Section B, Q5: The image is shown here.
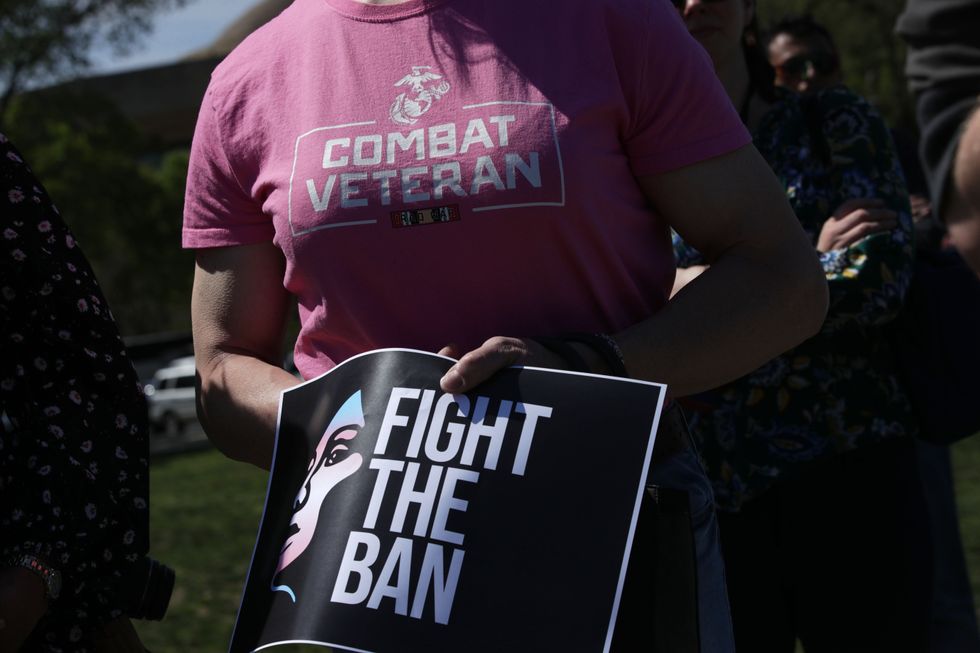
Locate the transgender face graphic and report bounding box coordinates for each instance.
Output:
[272,391,364,601]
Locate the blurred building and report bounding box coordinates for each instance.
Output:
[63,0,290,147]
[65,1,292,379]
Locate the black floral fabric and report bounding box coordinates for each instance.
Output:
[674,87,917,512]
[0,133,149,652]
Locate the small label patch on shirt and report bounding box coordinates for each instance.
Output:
[390,204,460,228]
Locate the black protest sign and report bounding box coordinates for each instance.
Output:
[230,349,666,653]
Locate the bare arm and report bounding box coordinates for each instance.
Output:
[0,568,46,652]
[443,145,828,396]
[192,242,300,469]
[673,197,897,305]
[945,102,980,276]
[623,144,827,393]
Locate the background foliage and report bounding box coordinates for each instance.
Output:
[0,0,187,124]
[758,0,914,133]
[5,89,193,334]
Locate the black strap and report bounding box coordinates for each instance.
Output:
[611,484,700,653]
[563,333,629,377]
[532,336,591,373]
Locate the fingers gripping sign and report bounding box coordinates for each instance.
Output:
[439,337,574,394]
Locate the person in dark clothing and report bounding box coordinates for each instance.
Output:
[0,133,151,652]
[897,3,980,651]
[672,3,933,650]
[897,0,980,276]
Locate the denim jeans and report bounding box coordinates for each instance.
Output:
[647,442,735,653]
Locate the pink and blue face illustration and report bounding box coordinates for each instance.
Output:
[272,391,365,601]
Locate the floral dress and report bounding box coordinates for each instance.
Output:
[1,133,150,651]
[673,86,916,512]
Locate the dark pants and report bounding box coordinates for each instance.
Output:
[718,437,934,653]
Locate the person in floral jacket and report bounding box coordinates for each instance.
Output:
[674,85,916,511]
[671,1,929,650]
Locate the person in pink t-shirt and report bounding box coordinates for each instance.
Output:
[183,0,828,649]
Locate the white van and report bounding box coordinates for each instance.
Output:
[144,356,197,435]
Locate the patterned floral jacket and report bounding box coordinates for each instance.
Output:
[674,86,916,512]
[1,133,149,651]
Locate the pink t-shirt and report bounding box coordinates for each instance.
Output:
[183,0,749,379]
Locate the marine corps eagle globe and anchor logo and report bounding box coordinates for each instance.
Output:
[389,66,451,126]
[388,66,458,226]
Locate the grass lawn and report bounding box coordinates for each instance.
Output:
[133,447,267,652]
[952,434,980,606]
[136,438,980,652]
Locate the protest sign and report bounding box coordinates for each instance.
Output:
[229,349,666,653]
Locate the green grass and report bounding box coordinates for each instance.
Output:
[135,448,330,653]
[952,435,980,609]
[134,448,267,652]
[136,441,980,653]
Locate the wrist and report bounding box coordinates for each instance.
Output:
[0,566,49,640]
[564,333,628,377]
[567,341,607,374]
[6,554,61,602]
[531,337,591,373]
[816,234,831,253]
[532,334,628,377]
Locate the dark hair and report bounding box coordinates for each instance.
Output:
[766,14,841,71]
[743,13,777,103]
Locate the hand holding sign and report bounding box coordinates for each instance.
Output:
[437,336,578,393]
[230,349,665,653]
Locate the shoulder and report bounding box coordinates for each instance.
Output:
[587,0,658,22]
[0,132,37,192]
[205,0,315,106]
[586,0,688,45]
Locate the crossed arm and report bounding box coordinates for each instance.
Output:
[945,102,980,276]
[192,144,828,470]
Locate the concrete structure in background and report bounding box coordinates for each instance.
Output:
[26,3,293,453]
[62,0,290,147]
